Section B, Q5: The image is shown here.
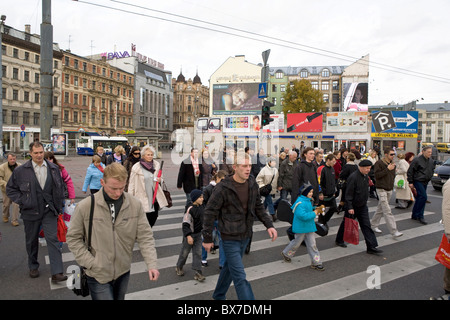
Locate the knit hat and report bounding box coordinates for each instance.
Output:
[299,183,314,197]
[359,159,373,167]
[190,189,203,203]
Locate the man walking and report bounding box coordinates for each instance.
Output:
[371,148,403,237]
[6,142,67,281]
[335,160,382,254]
[203,153,277,300]
[177,148,203,206]
[292,147,321,205]
[67,163,159,300]
[277,150,298,201]
[0,153,20,226]
[407,146,435,224]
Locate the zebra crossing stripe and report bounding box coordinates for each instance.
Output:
[125,222,443,300]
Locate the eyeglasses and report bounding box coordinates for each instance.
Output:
[389,153,395,156]
[133,152,140,155]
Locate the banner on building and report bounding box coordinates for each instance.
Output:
[326,112,368,132]
[286,113,323,132]
[212,83,261,115]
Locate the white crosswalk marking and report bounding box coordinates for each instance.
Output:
[47,194,445,299]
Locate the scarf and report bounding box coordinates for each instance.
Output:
[95,164,104,173]
[140,159,155,174]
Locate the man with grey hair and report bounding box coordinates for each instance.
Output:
[407,146,435,224]
[277,150,299,201]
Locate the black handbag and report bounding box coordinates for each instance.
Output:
[72,194,94,297]
[259,174,275,197]
[162,181,172,208]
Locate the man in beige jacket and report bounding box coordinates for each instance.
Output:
[67,163,159,300]
[0,153,20,226]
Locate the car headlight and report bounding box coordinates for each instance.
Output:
[433,173,438,177]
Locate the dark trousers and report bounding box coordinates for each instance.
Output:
[336,205,378,249]
[319,197,338,224]
[23,211,64,275]
[412,181,427,220]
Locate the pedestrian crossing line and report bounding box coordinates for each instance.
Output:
[124,220,442,300]
[128,210,436,274]
[275,248,439,300]
[45,207,434,264]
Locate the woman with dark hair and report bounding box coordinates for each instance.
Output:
[123,146,140,191]
[44,151,75,204]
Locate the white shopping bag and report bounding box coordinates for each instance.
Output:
[63,200,76,228]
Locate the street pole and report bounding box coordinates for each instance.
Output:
[40,0,53,143]
[0,15,6,158]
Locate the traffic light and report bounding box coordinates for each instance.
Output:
[261,100,275,127]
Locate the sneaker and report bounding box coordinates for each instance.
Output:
[373,227,382,233]
[201,261,208,267]
[175,266,184,276]
[194,272,205,282]
[393,231,403,238]
[281,251,291,262]
[311,264,325,271]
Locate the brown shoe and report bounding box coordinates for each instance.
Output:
[51,273,68,283]
[11,221,19,227]
[29,269,40,278]
[3,217,8,223]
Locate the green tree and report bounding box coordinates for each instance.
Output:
[282,79,327,114]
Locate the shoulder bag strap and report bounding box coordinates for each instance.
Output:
[87,194,95,252]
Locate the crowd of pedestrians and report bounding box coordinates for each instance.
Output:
[1,140,447,300]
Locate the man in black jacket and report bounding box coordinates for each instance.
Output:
[335,160,382,254]
[6,141,67,281]
[202,153,277,300]
[319,154,337,225]
[407,146,435,224]
[177,148,204,207]
[291,147,322,204]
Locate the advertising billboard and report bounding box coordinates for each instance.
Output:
[52,133,68,156]
[326,112,368,132]
[371,111,418,137]
[212,83,261,115]
[343,82,368,112]
[286,113,323,132]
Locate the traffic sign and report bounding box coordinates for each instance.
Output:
[20,124,25,131]
[371,111,418,134]
[258,83,267,98]
[372,111,396,133]
[20,131,26,138]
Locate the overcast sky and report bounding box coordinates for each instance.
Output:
[5,0,450,106]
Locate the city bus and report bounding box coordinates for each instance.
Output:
[77,136,128,155]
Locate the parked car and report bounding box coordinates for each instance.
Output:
[431,158,450,190]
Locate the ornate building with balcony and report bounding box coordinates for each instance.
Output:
[172,70,209,129]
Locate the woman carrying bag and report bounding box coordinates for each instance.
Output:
[128,145,168,227]
[395,153,415,209]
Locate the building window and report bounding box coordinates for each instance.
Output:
[11,111,18,124]
[311,81,319,90]
[321,81,329,91]
[300,70,308,78]
[64,110,69,122]
[13,68,19,80]
[321,69,330,77]
[272,84,277,92]
[23,112,30,125]
[323,94,329,103]
[73,111,78,123]
[13,48,19,58]
[332,80,339,90]
[24,91,30,102]
[34,113,40,125]
[275,72,283,79]
[12,89,18,101]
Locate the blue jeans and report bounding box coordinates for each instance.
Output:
[86,271,130,300]
[264,195,275,215]
[213,238,254,300]
[412,181,427,220]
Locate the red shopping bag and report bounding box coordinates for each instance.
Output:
[343,216,359,245]
[57,214,68,243]
[435,234,450,269]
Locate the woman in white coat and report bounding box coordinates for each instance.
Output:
[128,145,168,227]
[395,152,415,209]
[256,157,279,221]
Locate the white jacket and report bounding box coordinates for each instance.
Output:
[256,164,279,196]
[442,179,450,237]
[128,161,168,212]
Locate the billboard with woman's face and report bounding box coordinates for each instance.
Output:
[212,83,261,115]
[343,82,368,112]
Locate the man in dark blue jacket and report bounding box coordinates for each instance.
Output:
[6,141,66,282]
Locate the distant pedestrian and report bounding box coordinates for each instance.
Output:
[6,141,67,282]
[106,145,126,166]
[123,146,140,191]
[281,183,324,270]
[395,153,414,209]
[277,150,298,201]
[371,148,403,238]
[128,145,168,227]
[82,155,105,194]
[335,160,382,254]
[176,189,206,282]
[95,146,107,166]
[67,163,159,300]
[177,148,204,207]
[407,146,435,224]
[0,153,20,226]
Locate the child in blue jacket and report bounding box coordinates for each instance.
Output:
[281,184,324,270]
